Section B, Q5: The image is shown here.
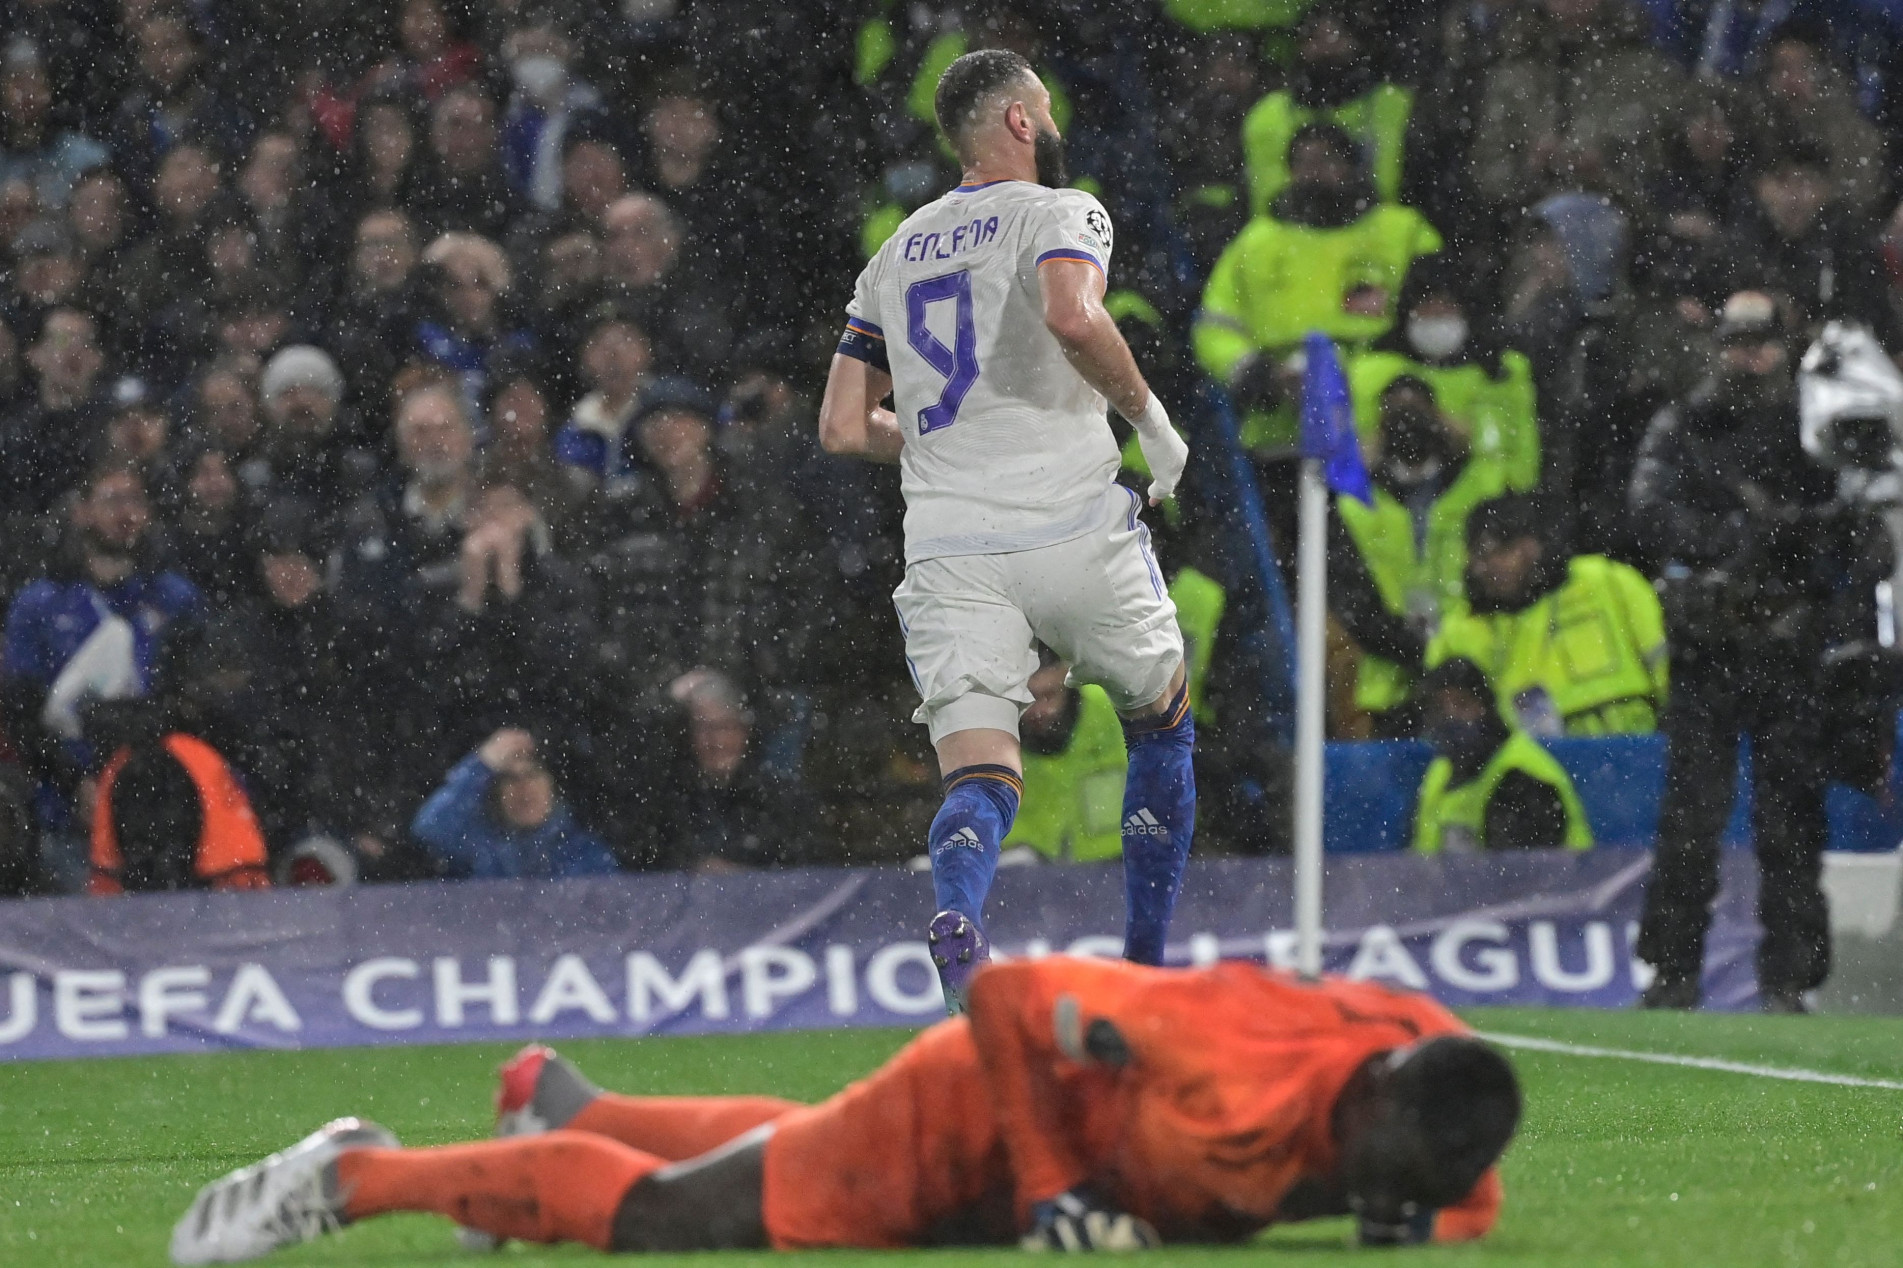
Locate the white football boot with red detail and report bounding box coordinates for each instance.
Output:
[171,1118,397,1264]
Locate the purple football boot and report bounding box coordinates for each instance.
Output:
[927,909,990,1015]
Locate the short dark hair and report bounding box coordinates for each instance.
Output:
[1389,1037,1521,1206]
[1418,657,1494,708]
[1379,374,1437,407]
[1467,493,1548,554]
[1287,120,1364,171]
[934,48,1036,156]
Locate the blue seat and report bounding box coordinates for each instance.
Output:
[1320,717,1903,853]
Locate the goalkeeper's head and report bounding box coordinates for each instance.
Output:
[1335,1036,1521,1244]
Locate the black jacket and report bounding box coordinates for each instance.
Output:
[185,593,388,849]
[1629,380,1888,644]
[1721,202,1901,348]
[590,456,799,698]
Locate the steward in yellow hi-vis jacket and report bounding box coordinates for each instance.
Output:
[1428,493,1666,737]
[1411,659,1592,854]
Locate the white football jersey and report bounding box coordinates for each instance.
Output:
[844,180,1122,563]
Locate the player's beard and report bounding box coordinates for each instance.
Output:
[1034,126,1069,188]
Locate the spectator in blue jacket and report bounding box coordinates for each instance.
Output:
[2,464,203,779]
[410,727,617,880]
[414,232,535,426]
[552,306,653,482]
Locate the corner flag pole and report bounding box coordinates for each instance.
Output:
[1293,456,1326,979]
[1292,332,1369,981]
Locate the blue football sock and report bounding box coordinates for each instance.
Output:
[927,764,1022,933]
[1120,683,1197,965]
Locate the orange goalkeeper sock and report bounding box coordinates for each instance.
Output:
[566,1093,799,1160]
[336,1132,661,1249]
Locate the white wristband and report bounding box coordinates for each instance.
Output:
[1125,392,1188,503]
[1127,392,1170,439]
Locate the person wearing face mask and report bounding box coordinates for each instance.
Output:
[498,14,607,215]
[1426,493,1666,738]
[1349,261,1541,489]
[1411,657,1591,854]
[1329,378,1511,735]
[1240,5,1413,218]
[1197,123,1441,455]
[1628,290,1889,1013]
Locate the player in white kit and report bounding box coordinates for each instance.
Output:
[818,50,1195,1010]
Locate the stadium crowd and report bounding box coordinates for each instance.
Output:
[2,0,1900,921]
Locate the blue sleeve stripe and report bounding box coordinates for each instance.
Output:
[838,326,890,371]
[846,317,885,339]
[1036,248,1105,275]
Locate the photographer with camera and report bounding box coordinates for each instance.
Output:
[1628,291,1890,1013]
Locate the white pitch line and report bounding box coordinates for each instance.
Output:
[1477,1032,1903,1091]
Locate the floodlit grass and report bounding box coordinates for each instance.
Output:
[2,1009,1900,1266]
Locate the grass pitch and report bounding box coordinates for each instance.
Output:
[2,1009,1899,1267]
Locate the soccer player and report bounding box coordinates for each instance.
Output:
[170,959,1519,1262]
[819,49,1197,1008]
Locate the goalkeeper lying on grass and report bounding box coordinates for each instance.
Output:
[171,957,1518,1262]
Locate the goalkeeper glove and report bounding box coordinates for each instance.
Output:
[1123,393,1188,505]
[1020,1189,1160,1252]
[1355,1204,1436,1247]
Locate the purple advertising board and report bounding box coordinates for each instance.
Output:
[0,850,1762,1062]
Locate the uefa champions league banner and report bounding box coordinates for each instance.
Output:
[0,850,1762,1061]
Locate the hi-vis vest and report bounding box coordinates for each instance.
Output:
[1195,206,1441,451]
[1338,459,1512,714]
[1008,684,1127,862]
[1164,0,1313,32]
[1008,569,1225,862]
[1412,731,1593,854]
[1347,350,1541,490]
[1428,555,1668,736]
[1172,567,1225,722]
[90,733,270,893]
[1242,85,1414,217]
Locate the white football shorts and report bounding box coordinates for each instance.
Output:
[893,486,1184,743]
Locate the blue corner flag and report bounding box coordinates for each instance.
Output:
[1299,332,1374,505]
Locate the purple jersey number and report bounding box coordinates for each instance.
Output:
[906,271,979,434]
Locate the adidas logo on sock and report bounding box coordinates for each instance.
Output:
[936,826,985,854]
[1124,808,1168,837]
